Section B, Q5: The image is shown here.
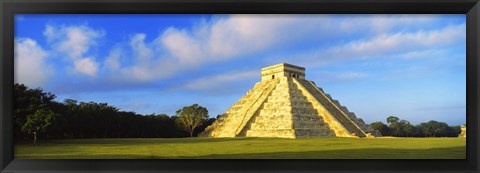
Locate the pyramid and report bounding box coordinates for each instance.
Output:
[458,125,466,137]
[201,63,378,138]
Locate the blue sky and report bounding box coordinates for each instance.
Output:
[14,14,466,125]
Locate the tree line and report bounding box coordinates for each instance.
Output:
[15,83,463,145]
[14,83,216,144]
[370,116,462,137]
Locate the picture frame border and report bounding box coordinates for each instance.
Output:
[1,0,479,172]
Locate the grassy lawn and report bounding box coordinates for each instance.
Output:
[15,137,465,159]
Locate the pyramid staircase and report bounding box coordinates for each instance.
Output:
[200,63,376,138]
[201,78,279,137]
[241,77,335,138]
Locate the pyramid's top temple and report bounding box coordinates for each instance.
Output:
[261,63,306,81]
[201,63,380,138]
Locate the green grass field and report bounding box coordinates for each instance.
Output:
[15,137,465,159]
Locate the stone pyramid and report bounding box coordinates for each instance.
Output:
[201,63,378,138]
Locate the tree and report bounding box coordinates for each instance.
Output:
[21,108,63,146]
[175,104,209,137]
[14,83,56,140]
[370,121,389,136]
[386,116,399,124]
[418,120,453,137]
[386,116,402,136]
[399,120,414,137]
[450,125,462,137]
[14,83,216,139]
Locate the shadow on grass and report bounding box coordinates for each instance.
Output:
[174,146,466,159]
[18,137,266,146]
[17,146,465,159]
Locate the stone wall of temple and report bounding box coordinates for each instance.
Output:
[458,125,466,138]
[295,79,367,137]
[200,63,378,138]
[291,78,354,137]
[244,77,296,138]
[200,78,279,137]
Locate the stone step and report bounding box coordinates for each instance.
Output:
[257,109,293,115]
[325,94,333,100]
[271,86,289,91]
[293,116,323,122]
[289,95,309,100]
[271,87,290,91]
[289,90,303,94]
[256,110,291,115]
[252,118,291,125]
[250,124,292,130]
[293,119,327,126]
[291,109,318,115]
[252,114,291,120]
[249,122,292,130]
[293,124,331,130]
[339,106,349,113]
[317,87,324,93]
[267,98,290,102]
[290,102,314,107]
[254,111,292,119]
[347,112,358,120]
[296,79,366,137]
[266,95,291,100]
[254,114,292,120]
[275,83,290,87]
[291,108,317,113]
[260,101,287,107]
[332,99,339,105]
[209,78,280,137]
[294,129,334,137]
[246,129,296,138]
[268,89,289,94]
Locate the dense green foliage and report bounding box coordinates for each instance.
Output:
[14,84,216,143]
[370,116,461,137]
[15,137,465,159]
[176,104,209,137]
[15,83,463,144]
[21,108,63,145]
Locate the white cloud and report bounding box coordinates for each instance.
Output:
[183,70,258,90]
[130,34,154,65]
[160,28,204,65]
[43,24,104,76]
[294,23,466,67]
[340,15,443,33]
[43,25,55,41]
[337,72,368,80]
[114,34,178,82]
[14,38,53,87]
[111,15,338,82]
[104,48,122,71]
[73,57,98,77]
[91,15,462,83]
[312,71,368,83]
[392,49,449,60]
[332,23,465,57]
[44,24,104,59]
[205,15,292,58]
[121,65,156,82]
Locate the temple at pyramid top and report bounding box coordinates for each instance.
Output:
[201,63,381,138]
[261,63,306,81]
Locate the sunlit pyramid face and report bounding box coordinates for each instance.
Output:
[201,63,378,139]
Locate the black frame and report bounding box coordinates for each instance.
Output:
[1,0,479,172]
